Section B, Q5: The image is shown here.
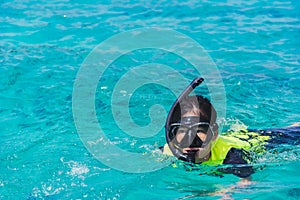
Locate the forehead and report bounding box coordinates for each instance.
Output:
[182,110,199,117]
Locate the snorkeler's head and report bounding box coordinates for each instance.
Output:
[165,78,218,163]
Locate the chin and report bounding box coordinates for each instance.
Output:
[196,147,211,161]
[182,147,201,153]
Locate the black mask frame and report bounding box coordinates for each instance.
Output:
[169,120,214,149]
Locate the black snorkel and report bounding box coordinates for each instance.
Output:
[165,78,204,162]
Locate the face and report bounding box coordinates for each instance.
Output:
[174,111,218,163]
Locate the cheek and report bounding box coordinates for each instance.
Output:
[197,133,207,141]
[175,133,184,142]
[195,144,211,157]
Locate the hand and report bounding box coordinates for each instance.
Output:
[290,122,300,127]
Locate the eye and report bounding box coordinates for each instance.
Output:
[196,128,206,134]
[194,125,209,134]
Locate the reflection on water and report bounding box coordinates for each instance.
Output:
[1,0,300,199]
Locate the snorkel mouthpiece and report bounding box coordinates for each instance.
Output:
[184,150,197,163]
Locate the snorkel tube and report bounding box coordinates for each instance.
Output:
[165,77,204,162]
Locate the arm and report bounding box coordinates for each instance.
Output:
[289,122,300,127]
[209,177,255,198]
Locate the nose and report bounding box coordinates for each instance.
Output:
[189,131,203,148]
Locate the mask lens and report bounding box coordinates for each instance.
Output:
[170,125,188,146]
[170,123,214,148]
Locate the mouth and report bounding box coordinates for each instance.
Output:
[183,147,201,153]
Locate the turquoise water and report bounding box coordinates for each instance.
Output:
[1,0,300,199]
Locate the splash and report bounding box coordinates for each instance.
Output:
[255,144,300,164]
[60,158,90,177]
[219,118,248,133]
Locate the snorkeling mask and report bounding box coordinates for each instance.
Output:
[165,78,216,162]
[169,116,214,149]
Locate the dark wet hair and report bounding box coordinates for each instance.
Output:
[169,95,217,125]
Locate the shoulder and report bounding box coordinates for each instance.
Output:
[160,144,173,156]
[221,148,254,178]
[223,148,249,164]
[215,135,251,150]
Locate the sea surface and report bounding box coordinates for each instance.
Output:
[1,0,300,199]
